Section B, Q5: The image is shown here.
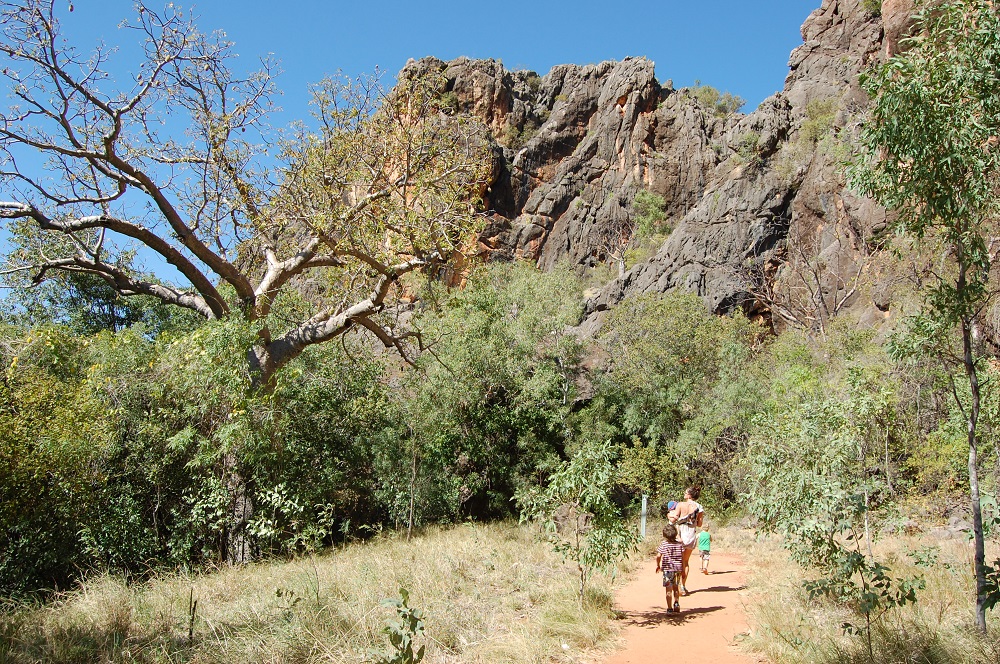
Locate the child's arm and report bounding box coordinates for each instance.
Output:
[655,552,662,571]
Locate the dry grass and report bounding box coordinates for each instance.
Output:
[735,528,1000,663]
[0,523,622,663]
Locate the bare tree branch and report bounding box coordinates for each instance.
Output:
[0,1,494,385]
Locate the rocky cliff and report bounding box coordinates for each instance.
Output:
[402,0,895,331]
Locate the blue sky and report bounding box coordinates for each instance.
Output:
[2,0,821,286]
[66,0,820,114]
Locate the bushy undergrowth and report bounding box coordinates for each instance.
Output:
[0,262,590,594]
[0,523,618,664]
[741,530,1000,663]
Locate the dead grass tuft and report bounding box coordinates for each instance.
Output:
[736,528,1000,663]
[0,523,625,663]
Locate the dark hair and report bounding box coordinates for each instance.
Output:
[685,486,701,500]
[662,524,678,541]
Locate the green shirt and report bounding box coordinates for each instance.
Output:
[697,531,711,551]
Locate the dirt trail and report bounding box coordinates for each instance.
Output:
[602,551,762,664]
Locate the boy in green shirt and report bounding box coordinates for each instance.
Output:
[697,525,711,574]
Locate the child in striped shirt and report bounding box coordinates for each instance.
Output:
[655,523,684,613]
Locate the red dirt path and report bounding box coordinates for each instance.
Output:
[601,551,763,664]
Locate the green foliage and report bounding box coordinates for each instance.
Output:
[501,113,546,150]
[388,262,585,525]
[632,189,670,239]
[902,361,1000,495]
[743,331,923,657]
[0,257,597,591]
[801,98,838,144]
[374,587,426,664]
[853,0,1000,288]
[0,329,112,593]
[262,346,396,551]
[735,131,764,168]
[775,97,841,184]
[0,306,404,591]
[0,215,202,341]
[689,80,746,117]
[438,90,459,114]
[620,189,672,270]
[0,271,190,336]
[852,0,1000,629]
[522,71,542,96]
[862,0,882,15]
[516,440,640,601]
[589,291,760,504]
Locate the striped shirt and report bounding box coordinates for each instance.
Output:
[656,540,684,572]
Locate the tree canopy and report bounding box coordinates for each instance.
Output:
[852,0,1000,632]
[0,0,495,383]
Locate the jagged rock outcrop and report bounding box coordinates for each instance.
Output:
[399,0,891,330]
[405,55,730,269]
[585,93,795,315]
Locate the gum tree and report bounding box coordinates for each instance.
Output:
[0,0,493,564]
[0,0,494,387]
[851,0,1000,632]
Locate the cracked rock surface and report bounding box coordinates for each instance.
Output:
[398,0,888,328]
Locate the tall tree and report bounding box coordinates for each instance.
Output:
[0,0,494,385]
[852,0,1000,632]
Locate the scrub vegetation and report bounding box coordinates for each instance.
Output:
[4,0,1000,662]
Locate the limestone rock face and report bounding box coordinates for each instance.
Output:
[402,55,733,269]
[398,0,893,328]
[588,95,795,317]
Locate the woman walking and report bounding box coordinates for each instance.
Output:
[669,486,703,595]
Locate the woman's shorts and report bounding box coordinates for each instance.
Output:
[662,569,678,587]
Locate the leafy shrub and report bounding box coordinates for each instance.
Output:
[801,98,838,144]
[632,189,670,238]
[735,131,764,168]
[516,440,640,601]
[501,113,545,149]
[689,80,746,117]
[0,351,112,593]
[374,588,426,664]
[523,71,542,96]
[587,292,761,505]
[438,90,459,114]
[774,97,840,184]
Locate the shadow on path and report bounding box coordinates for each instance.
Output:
[689,584,747,594]
[619,605,725,627]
